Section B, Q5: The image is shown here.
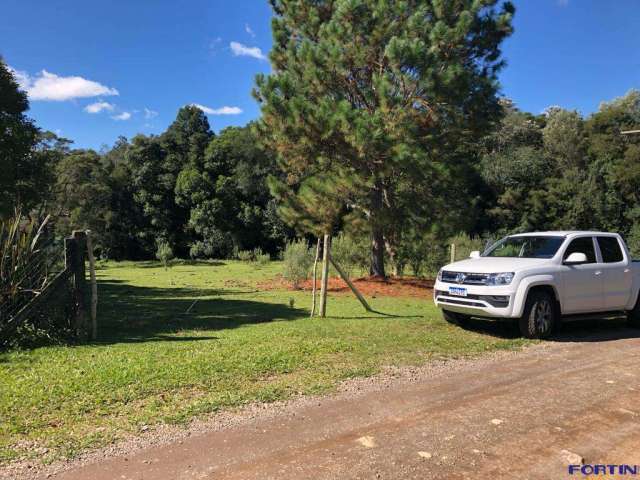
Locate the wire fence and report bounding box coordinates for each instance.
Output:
[0,219,86,349]
[0,238,66,322]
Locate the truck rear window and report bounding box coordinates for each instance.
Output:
[597,236,624,263]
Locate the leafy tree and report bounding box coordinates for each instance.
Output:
[584,90,640,235]
[54,150,111,242]
[175,125,290,258]
[0,58,42,217]
[128,107,213,256]
[256,0,515,277]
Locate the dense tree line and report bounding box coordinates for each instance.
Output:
[2,1,640,272]
[0,57,291,260]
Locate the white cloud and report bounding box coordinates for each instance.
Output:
[111,112,131,121]
[230,41,267,61]
[12,69,118,101]
[191,104,243,115]
[9,67,31,90]
[144,107,158,119]
[245,23,255,38]
[84,101,115,114]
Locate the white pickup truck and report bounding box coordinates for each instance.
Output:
[434,231,640,338]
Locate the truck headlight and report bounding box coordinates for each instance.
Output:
[437,269,443,282]
[486,272,514,285]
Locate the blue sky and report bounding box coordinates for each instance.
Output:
[1,0,638,150]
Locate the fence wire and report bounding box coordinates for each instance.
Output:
[0,236,67,337]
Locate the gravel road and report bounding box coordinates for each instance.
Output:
[9,323,640,480]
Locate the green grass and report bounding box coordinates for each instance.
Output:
[0,260,530,465]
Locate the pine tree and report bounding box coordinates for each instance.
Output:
[255,0,514,277]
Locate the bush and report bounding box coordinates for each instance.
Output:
[252,248,270,266]
[627,223,640,259]
[189,230,235,259]
[0,214,76,350]
[448,232,486,262]
[237,249,253,262]
[395,233,447,279]
[155,240,174,270]
[282,240,312,289]
[331,233,369,279]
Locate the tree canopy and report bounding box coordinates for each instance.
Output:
[255,0,515,277]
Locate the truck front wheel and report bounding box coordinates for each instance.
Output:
[519,290,557,339]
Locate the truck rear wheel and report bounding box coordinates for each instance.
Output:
[442,310,470,327]
[519,290,556,339]
[627,296,640,328]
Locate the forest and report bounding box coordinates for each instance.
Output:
[2,1,640,281]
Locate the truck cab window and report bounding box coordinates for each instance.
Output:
[563,237,596,263]
[597,236,623,263]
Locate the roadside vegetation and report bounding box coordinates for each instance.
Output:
[0,261,529,464]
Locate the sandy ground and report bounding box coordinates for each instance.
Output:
[7,322,639,480]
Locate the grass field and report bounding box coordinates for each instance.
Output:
[0,260,530,465]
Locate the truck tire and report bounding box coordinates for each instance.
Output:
[442,310,470,327]
[519,290,556,339]
[627,296,640,328]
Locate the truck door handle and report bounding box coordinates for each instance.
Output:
[624,268,631,273]
[595,271,602,276]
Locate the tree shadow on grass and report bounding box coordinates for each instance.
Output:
[93,280,307,345]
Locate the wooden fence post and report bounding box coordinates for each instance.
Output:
[319,234,331,318]
[85,230,98,340]
[67,231,88,340]
[310,238,321,317]
[450,243,456,264]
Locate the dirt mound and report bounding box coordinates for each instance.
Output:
[258,275,434,298]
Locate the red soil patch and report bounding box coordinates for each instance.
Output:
[258,275,434,298]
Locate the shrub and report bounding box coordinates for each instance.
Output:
[252,248,271,266]
[626,224,640,259]
[1,213,72,349]
[237,250,253,262]
[282,240,312,289]
[396,232,447,279]
[189,230,235,259]
[448,232,486,262]
[155,240,174,270]
[331,233,369,279]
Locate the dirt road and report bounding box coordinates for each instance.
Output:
[41,325,640,479]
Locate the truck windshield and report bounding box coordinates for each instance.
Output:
[484,236,565,259]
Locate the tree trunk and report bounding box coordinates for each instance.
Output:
[370,226,386,278]
[310,238,321,317]
[385,238,399,277]
[369,184,386,278]
[319,234,331,318]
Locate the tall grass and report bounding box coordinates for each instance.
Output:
[0,213,51,307]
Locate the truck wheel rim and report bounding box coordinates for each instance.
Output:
[535,300,552,333]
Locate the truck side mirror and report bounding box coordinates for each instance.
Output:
[564,252,588,264]
[469,251,481,259]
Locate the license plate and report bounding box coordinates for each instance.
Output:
[448,286,467,297]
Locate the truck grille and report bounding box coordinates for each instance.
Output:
[441,271,489,285]
[435,290,510,308]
